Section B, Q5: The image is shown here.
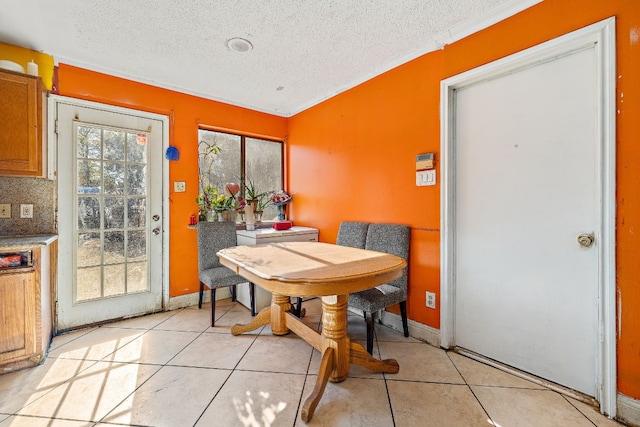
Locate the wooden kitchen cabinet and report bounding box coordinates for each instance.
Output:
[0,244,54,372]
[0,69,46,177]
[0,267,37,365]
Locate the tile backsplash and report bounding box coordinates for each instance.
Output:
[0,176,56,235]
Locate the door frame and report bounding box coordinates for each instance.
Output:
[439,18,616,415]
[49,95,171,321]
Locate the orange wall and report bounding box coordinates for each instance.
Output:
[287,0,640,399]
[57,64,288,298]
[50,0,640,401]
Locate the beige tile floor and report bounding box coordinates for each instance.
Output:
[0,298,624,427]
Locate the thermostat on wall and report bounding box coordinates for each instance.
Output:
[416,153,434,170]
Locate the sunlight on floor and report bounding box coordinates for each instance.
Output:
[233,390,287,427]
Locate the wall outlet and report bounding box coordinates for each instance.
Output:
[0,204,10,218]
[20,204,33,218]
[426,291,436,309]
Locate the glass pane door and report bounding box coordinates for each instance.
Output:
[75,123,149,302]
[56,100,164,331]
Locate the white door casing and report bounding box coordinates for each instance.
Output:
[54,97,169,330]
[440,18,616,416]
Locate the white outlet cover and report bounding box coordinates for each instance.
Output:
[20,204,34,218]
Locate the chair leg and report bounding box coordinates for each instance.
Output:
[249,282,256,316]
[365,311,376,355]
[198,281,205,309]
[231,285,237,302]
[399,301,409,337]
[290,297,301,318]
[211,288,217,327]
[295,297,303,317]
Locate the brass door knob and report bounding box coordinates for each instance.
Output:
[577,234,594,248]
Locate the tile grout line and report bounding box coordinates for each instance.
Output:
[561,394,601,426]
[191,308,264,427]
[95,304,228,425]
[445,350,496,425]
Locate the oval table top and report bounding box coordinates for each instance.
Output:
[217,241,406,297]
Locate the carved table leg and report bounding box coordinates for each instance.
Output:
[350,341,399,373]
[320,295,350,382]
[231,307,271,335]
[270,293,292,336]
[231,292,293,336]
[301,347,334,422]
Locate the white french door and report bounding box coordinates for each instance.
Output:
[54,98,167,330]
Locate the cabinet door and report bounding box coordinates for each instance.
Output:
[0,271,36,363]
[0,71,43,176]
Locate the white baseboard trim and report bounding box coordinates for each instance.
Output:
[346,307,441,348]
[617,393,640,426]
[166,288,232,311]
[379,310,441,348]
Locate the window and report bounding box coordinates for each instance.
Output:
[198,129,283,222]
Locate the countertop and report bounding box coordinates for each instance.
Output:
[236,226,318,238]
[0,234,58,251]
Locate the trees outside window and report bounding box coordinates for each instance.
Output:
[198,129,283,221]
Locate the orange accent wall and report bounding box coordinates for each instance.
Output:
[57,64,287,298]
[287,0,640,399]
[52,0,640,401]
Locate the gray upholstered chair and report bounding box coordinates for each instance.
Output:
[336,221,369,249]
[197,221,254,326]
[348,223,410,354]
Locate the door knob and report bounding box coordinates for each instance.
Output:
[577,233,594,248]
[153,228,160,235]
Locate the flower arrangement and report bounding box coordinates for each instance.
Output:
[270,189,292,205]
[197,183,245,218]
[270,190,292,221]
[196,184,219,213]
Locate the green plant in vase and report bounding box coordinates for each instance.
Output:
[243,178,268,219]
[253,193,272,223]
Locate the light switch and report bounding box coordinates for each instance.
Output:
[425,169,436,185]
[416,170,436,186]
[174,181,186,192]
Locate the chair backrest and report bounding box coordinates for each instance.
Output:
[197,221,238,272]
[365,223,410,290]
[336,221,369,249]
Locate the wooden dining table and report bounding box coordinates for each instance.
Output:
[217,241,406,422]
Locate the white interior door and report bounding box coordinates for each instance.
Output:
[440,19,616,406]
[55,99,167,330]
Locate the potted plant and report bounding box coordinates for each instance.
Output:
[196,184,218,221]
[243,178,266,214]
[252,192,272,223]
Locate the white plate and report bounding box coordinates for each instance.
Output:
[0,60,25,73]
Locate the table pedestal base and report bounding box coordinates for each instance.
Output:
[231,293,399,422]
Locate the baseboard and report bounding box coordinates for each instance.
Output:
[346,307,441,348]
[618,393,640,426]
[379,310,441,347]
[166,288,232,311]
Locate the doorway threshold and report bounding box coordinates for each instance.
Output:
[452,347,599,409]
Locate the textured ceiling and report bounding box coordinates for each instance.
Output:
[0,0,540,117]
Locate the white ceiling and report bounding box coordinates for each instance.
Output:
[0,0,540,117]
